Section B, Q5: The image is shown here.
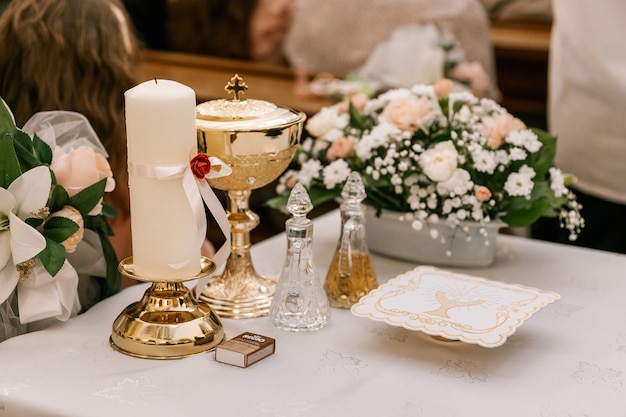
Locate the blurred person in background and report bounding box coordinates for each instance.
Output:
[284,0,499,99]
[531,0,626,253]
[124,0,294,65]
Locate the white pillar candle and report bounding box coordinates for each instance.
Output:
[125,79,200,279]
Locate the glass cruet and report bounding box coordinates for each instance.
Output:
[324,172,378,308]
[269,183,330,331]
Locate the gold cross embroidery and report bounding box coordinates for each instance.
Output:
[224,74,248,101]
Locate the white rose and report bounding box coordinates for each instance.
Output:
[419,141,459,182]
[305,106,348,139]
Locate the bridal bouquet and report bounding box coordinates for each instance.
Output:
[268,80,583,240]
[1,99,119,342]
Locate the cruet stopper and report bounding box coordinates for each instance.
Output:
[323,172,378,309]
[269,183,330,331]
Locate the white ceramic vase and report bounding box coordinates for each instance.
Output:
[364,208,502,267]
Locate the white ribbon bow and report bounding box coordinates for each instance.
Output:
[17,261,80,324]
[128,155,232,283]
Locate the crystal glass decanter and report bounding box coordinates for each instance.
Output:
[324,172,378,308]
[269,183,330,331]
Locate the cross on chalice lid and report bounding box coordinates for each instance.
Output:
[224,74,248,101]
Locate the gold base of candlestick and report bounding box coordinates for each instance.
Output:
[110,257,225,359]
[197,255,276,319]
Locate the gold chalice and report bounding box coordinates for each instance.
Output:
[195,75,305,318]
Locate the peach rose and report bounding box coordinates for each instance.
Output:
[51,146,115,215]
[487,135,505,149]
[48,206,84,253]
[327,136,357,161]
[381,97,435,131]
[482,113,526,149]
[475,186,492,202]
[433,79,453,99]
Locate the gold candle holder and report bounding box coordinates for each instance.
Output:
[194,75,305,319]
[110,256,225,359]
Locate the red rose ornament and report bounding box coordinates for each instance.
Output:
[190,153,211,179]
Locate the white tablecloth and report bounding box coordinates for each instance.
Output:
[1,211,625,416]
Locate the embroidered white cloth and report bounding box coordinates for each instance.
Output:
[352,265,560,347]
[0,210,625,416]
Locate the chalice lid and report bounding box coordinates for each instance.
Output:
[196,74,305,131]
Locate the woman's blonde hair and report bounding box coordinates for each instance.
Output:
[0,0,141,216]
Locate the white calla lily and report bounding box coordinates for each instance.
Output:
[8,166,53,219]
[8,211,47,264]
[0,166,51,304]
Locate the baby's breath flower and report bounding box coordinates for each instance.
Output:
[504,172,535,197]
[297,160,322,187]
[549,167,567,198]
[322,159,351,189]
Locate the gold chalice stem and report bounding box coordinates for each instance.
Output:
[198,189,277,318]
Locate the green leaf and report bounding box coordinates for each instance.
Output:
[527,128,556,179]
[265,194,289,210]
[99,229,121,297]
[348,102,368,131]
[69,178,107,215]
[0,98,16,131]
[0,134,22,188]
[48,184,70,213]
[12,127,32,151]
[501,196,551,227]
[500,182,555,227]
[452,99,465,113]
[39,238,67,277]
[43,216,79,243]
[24,217,44,229]
[85,214,120,297]
[11,129,42,171]
[438,97,449,116]
[430,131,453,144]
[101,203,118,219]
[32,133,53,165]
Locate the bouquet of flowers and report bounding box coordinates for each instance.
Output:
[268,80,583,240]
[1,99,119,342]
